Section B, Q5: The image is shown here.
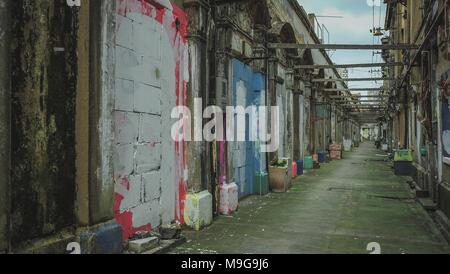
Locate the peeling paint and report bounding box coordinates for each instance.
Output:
[113,0,188,240]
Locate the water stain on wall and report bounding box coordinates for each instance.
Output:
[10,0,78,247]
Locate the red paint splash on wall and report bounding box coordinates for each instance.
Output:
[177,178,187,222]
[171,4,188,44]
[152,1,167,24]
[114,0,188,239]
[117,0,165,24]
[174,60,187,223]
[169,3,188,224]
[118,177,130,191]
[219,141,227,185]
[114,193,152,241]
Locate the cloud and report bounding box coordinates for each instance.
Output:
[299,0,387,91]
[366,0,382,7]
[318,7,383,38]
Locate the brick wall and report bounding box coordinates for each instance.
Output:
[114,0,188,240]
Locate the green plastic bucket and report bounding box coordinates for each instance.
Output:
[253,172,269,196]
[304,156,313,170]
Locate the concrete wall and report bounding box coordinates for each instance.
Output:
[75,0,91,227]
[268,0,353,156]
[0,0,124,254]
[268,0,346,90]
[114,0,188,240]
[385,1,450,219]
[293,93,303,160]
[184,0,210,194]
[0,0,11,253]
[90,0,117,225]
[9,0,79,248]
[276,66,287,158]
[314,103,331,152]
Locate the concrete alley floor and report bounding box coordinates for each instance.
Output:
[171,143,450,254]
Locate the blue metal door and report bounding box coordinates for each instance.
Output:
[232,59,266,198]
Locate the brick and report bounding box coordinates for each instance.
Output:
[131,200,161,229]
[116,15,133,50]
[114,111,139,144]
[134,83,161,115]
[184,191,213,231]
[133,17,161,60]
[135,143,161,173]
[139,114,161,143]
[137,56,161,88]
[116,46,140,80]
[125,11,149,26]
[116,175,142,211]
[114,144,135,178]
[128,237,159,254]
[115,78,134,112]
[142,171,161,202]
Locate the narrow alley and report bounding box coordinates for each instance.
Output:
[1,0,450,257]
[173,142,450,254]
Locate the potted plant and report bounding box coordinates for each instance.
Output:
[269,158,292,192]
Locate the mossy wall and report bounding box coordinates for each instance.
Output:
[10,0,78,247]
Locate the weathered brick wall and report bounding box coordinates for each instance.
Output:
[114,0,188,240]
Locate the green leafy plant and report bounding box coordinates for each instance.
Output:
[271,159,288,168]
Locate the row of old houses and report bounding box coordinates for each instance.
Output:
[0,0,360,253]
[380,0,450,230]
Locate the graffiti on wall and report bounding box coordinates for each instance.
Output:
[114,0,188,240]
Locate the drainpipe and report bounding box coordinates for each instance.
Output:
[264,28,270,173]
[267,53,278,163]
[0,0,11,252]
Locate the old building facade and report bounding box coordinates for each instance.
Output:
[384,0,450,224]
[0,0,362,253]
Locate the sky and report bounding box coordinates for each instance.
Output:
[298,0,387,91]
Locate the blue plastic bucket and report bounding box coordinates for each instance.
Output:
[296,160,304,175]
[318,152,326,163]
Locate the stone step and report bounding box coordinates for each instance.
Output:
[128,237,159,254]
[418,197,438,211]
[434,210,450,243]
[408,181,430,198]
[143,237,187,254]
[414,189,430,198]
